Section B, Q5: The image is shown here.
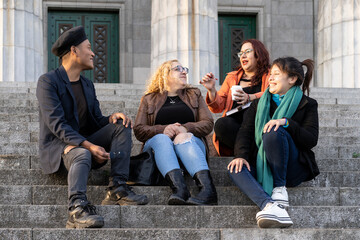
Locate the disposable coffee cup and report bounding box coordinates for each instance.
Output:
[231,85,243,101]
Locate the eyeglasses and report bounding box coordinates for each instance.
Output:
[237,49,254,58]
[171,65,189,74]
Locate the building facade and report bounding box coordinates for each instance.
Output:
[0,0,358,88]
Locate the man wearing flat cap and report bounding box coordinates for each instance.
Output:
[36,26,148,229]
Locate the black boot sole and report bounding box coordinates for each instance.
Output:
[101,197,149,206]
[168,196,188,205]
[66,219,104,229]
[187,197,218,205]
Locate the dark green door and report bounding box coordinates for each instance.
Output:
[218,15,256,84]
[48,11,119,83]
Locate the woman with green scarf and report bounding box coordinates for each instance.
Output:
[227,57,319,228]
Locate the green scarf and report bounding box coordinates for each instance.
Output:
[255,86,303,195]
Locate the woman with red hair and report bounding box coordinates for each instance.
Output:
[200,39,270,156]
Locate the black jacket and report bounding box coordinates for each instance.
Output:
[36,66,109,174]
[234,94,319,183]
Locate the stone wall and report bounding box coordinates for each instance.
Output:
[131,0,152,84]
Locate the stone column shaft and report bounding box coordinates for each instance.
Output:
[317,0,360,88]
[151,0,219,85]
[0,0,43,82]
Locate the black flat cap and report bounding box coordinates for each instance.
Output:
[51,26,88,57]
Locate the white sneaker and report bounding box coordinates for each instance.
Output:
[256,202,293,228]
[271,186,289,207]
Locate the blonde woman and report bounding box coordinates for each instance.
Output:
[134,59,217,205]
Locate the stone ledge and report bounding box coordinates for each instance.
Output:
[2,228,360,240]
[0,205,359,229]
[1,169,360,187]
[0,185,350,207]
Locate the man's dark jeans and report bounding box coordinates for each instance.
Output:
[62,121,131,207]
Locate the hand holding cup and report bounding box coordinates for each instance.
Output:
[231,85,248,105]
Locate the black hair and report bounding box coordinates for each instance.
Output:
[272,57,314,95]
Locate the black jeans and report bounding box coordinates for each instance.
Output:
[62,120,131,207]
[214,116,242,149]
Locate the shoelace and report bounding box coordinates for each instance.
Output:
[273,187,286,194]
[82,203,97,215]
[123,185,135,194]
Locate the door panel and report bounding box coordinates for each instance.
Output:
[218,15,256,84]
[48,11,119,83]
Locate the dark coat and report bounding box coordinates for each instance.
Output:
[234,94,319,184]
[36,65,109,174]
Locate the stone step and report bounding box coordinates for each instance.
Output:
[221,228,360,240]
[0,131,145,145]
[3,129,360,146]
[0,142,142,156]
[2,228,360,240]
[0,84,357,92]
[0,168,359,187]
[318,110,360,120]
[319,127,360,136]
[0,185,356,207]
[0,83,358,93]
[207,157,360,172]
[4,228,360,240]
[0,143,356,159]
[318,117,360,128]
[0,205,358,229]
[1,228,221,240]
[318,104,360,111]
[1,122,359,139]
[0,106,359,121]
[5,91,360,109]
[0,113,38,123]
[1,154,359,172]
[3,95,360,109]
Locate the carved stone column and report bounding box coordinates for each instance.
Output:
[317,0,360,87]
[0,0,43,82]
[151,0,219,85]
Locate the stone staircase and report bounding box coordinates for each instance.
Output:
[0,82,360,239]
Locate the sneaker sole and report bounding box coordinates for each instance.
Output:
[65,220,104,229]
[256,215,293,228]
[101,198,149,206]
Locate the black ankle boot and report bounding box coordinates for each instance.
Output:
[187,170,218,205]
[165,169,191,205]
[66,199,104,229]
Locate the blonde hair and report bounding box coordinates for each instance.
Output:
[145,59,190,94]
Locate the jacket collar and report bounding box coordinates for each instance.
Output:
[59,65,71,84]
[298,95,308,110]
[58,65,79,124]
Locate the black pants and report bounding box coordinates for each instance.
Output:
[62,121,131,207]
[214,116,242,150]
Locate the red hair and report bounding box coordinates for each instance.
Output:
[238,39,270,86]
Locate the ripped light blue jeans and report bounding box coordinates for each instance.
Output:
[143,133,209,177]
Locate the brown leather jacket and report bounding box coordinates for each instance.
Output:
[134,87,214,152]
